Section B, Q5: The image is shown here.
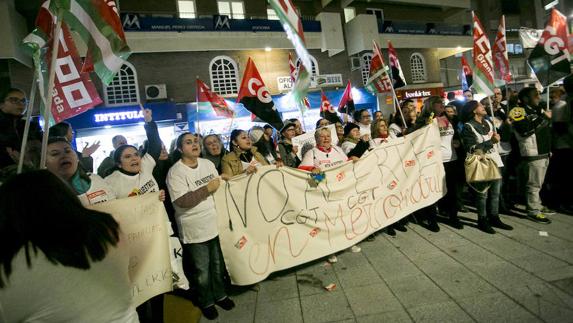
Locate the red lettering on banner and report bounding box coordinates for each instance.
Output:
[248,226,309,275]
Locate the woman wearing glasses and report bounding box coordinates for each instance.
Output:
[0,88,42,169]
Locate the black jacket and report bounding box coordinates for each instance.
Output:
[508,104,551,158]
[0,110,42,168]
[461,119,495,154]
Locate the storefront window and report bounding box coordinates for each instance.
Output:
[210,56,239,96]
[104,62,140,107]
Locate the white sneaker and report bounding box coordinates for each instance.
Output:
[328,255,338,263]
[350,245,361,253]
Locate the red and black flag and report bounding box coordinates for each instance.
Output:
[527,8,571,87]
[320,90,341,124]
[237,58,283,130]
[388,41,406,88]
[337,81,355,114]
[461,55,473,90]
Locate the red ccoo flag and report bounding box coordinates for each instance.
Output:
[22,1,102,123]
[196,79,234,118]
[365,40,393,94]
[493,15,511,82]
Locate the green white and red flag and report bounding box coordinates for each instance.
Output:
[365,40,393,94]
[51,0,131,85]
[22,0,102,123]
[492,15,511,83]
[288,52,310,114]
[269,0,311,105]
[288,52,297,82]
[196,79,234,118]
[471,12,495,96]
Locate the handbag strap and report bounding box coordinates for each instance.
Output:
[467,181,491,194]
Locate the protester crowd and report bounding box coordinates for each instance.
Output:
[1,79,572,322]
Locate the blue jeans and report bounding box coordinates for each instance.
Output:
[182,236,227,308]
[472,172,501,219]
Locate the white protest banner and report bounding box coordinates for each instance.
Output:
[291,124,338,159]
[89,192,173,306]
[214,121,445,285]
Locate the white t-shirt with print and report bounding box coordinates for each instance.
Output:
[105,154,159,199]
[77,174,117,206]
[166,158,219,244]
[300,146,347,171]
[437,116,458,163]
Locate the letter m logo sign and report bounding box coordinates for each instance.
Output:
[122,14,141,30]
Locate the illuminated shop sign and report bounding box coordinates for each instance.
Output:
[94,110,144,123]
[404,90,432,98]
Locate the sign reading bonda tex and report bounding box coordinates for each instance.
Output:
[214,121,446,285]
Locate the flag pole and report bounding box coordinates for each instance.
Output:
[385,44,407,128]
[487,95,497,134]
[391,86,406,128]
[546,85,551,111]
[195,76,200,135]
[17,74,38,174]
[39,9,64,169]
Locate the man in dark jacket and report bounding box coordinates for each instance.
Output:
[97,134,127,177]
[509,87,552,223]
[0,88,42,169]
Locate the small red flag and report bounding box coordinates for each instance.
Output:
[196,79,234,118]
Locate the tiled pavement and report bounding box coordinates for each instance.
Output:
[193,209,573,323]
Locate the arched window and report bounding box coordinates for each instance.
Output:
[104,62,140,106]
[295,55,319,77]
[210,56,239,96]
[410,52,427,83]
[361,53,373,85]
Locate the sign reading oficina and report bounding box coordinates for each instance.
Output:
[277,74,343,92]
[94,110,144,123]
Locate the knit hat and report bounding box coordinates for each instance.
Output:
[280,120,296,134]
[343,123,360,136]
[249,126,265,143]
